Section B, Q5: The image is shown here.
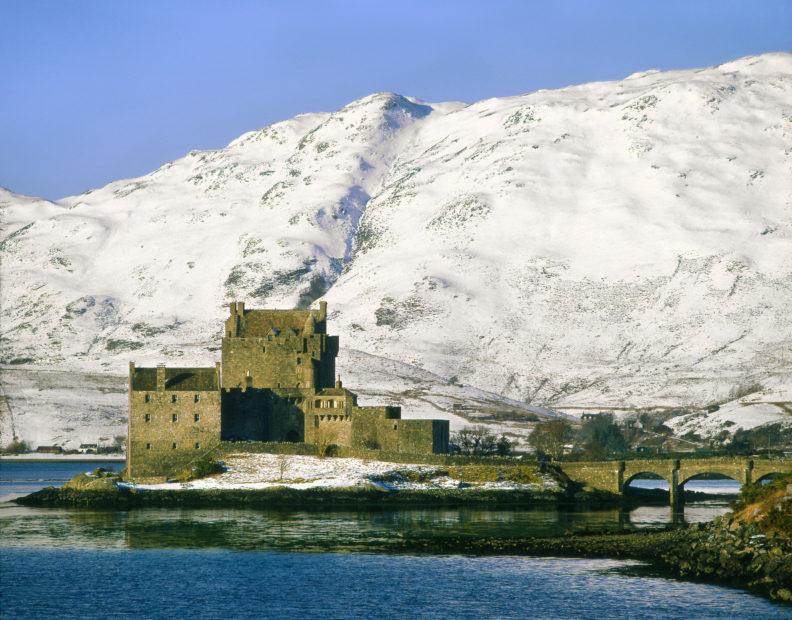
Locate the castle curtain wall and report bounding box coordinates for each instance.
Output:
[128,387,221,479]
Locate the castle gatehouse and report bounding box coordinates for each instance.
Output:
[127,301,450,478]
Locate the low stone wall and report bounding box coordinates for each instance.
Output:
[217,440,527,467]
[335,446,524,466]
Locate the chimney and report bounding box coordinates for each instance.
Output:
[215,361,221,388]
[335,374,342,389]
[318,300,327,321]
[156,364,166,392]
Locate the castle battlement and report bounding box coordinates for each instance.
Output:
[127,302,449,479]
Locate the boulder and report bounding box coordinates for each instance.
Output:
[63,473,119,491]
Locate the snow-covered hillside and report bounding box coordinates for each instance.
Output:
[2,53,791,447]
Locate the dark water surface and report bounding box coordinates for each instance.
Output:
[0,461,785,619]
[2,549,787,620]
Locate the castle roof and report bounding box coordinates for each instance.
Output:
[316,387,353,397]
[237,308,325,337]
[131,367,219,391]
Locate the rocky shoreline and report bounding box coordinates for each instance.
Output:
[389,519,791,602]
[13,483,593,509]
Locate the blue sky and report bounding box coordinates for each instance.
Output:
[1,1,789,199]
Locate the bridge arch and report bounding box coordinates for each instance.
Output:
[679,472,740,487]
[622,472,672,501]
[624,471,671,487]
[621,459,677,493]
[678,472,742,501]
[755,471,785,485]
[751,459,792,484]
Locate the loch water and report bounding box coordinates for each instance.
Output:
[0,460,786,619]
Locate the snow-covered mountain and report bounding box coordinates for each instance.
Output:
[2,53,791,448]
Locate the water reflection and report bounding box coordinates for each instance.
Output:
[0,499,735,553]
[629,478,741,495]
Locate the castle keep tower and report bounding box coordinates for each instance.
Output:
[127,301,449,480]
[221,301,337,390]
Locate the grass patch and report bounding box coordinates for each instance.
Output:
[447,465,540,484]
[172,457,226,482]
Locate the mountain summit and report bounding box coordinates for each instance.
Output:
[2,53,791,447]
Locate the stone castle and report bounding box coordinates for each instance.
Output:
[127,301,449,478]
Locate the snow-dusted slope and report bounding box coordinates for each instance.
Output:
[2,53,791,447]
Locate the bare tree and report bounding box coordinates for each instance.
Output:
[276,454,291,481]
[452,426,509,456]
[528,419,573,460]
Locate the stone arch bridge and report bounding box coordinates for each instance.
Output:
[557,457,792,507]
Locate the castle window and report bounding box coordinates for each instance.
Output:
[194,442,200,449]
[144,394,151,403]
[194,394,200,403]
[171,394,177,403]
[194,413,200,422]
[144,413,151,423]
[145,443,151,450]
[393,424,398,430]
[314,400,321,408]
[172,414,178,422]
[296,357,302,365]
[172,442,177,449]
[262,346,266,353]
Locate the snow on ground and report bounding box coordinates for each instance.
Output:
[125,453,559,492]
[2,53,792,447]
[668,400,790,439]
